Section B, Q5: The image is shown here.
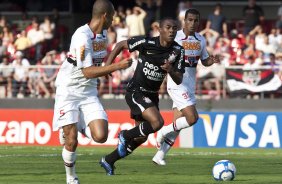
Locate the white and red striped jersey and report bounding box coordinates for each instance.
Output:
[55,24,107,97]
[167,29,209,97]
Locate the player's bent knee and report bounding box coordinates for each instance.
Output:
[92,134,107,143]
[187,116,199,126]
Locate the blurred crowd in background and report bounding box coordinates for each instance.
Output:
[0,0,282,99]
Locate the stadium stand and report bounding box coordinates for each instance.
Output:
[0,0,281,99]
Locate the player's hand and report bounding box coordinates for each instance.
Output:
[117,58,133,69]
[211,55,220,64]
[161,59,173,73]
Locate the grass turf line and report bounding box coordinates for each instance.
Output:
[0,146,282,184]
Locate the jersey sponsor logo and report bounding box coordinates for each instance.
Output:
[80,45,85,61]
[182,41,201,50]
[129,39,146,49]
[147,51,155,55]
[92,40,107,52]
[148,41,155,44]
[143,61,166,81]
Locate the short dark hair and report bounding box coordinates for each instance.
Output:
[159,17,175,28]
[184,8,200,19]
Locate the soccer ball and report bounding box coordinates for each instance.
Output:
[212,160,236,181]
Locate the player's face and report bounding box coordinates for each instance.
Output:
[103,7,115,29]
[159,20,178,43]
[184,13,200,34]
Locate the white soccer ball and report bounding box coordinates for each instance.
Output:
[212,160,236,181]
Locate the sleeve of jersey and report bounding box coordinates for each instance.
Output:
[200,38,210,61]
[73,34,92,69]
[174,48,185,73]
[127,36,146,52]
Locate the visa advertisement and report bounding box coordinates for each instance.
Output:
[0,110,281,148]
[192,112,282,148]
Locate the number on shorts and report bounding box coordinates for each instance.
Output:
[60,109,65,117]
[182,92,189,99]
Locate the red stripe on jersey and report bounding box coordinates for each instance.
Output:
[67,53,75,58]
[181,35,188,40]
[91,33,96,40]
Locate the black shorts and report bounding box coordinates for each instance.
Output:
[125,89,159,121]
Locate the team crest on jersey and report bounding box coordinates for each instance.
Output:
[143,97,152,103]
[80,45,85,61]
[167,51,176,63]
[185,55,200,66]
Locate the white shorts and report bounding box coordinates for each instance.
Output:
[52,95,108,131]
[167,88,196,110]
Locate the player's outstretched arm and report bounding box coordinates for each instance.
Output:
[161,60,183,85]
[105,40,128,66]
[81,58,132,79]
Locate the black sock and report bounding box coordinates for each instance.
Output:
[127,136,147,151]
[124,122,154,140]
[105,137,148,166]
[105,149,120,166]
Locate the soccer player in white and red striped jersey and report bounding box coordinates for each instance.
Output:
[152,9,220,165]
[52,0,132,183]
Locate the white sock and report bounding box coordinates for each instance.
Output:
[162,131,179,157]
[157,131,179,159]
[175,116,190,130]
[160,123,175,137]
[161,117,189,136]
[62,147,77,180]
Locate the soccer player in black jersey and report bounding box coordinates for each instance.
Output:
[99,18,185,175]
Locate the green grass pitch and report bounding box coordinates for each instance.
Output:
[0,146,282,184]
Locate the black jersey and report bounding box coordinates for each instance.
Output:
[127,36,185,92]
